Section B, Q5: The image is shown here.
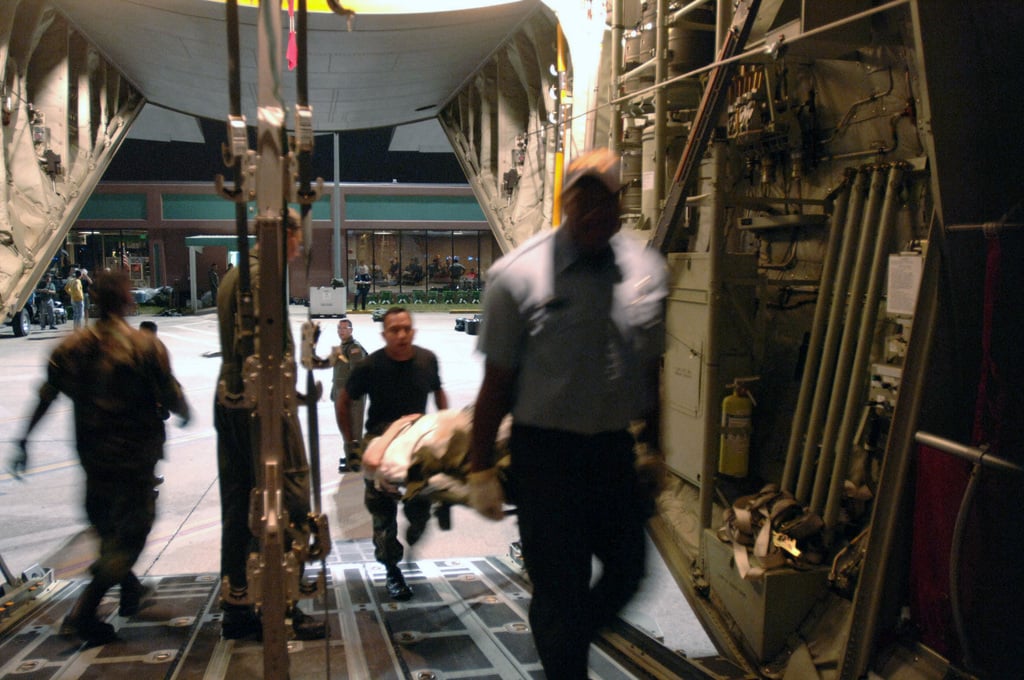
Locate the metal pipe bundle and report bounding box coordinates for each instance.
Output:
[810,166,888,515]
[795,169,869,502]
[781,171,853,493]
[822,163,905,527]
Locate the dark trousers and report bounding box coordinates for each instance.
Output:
[39,300,55,327]
[355,286,370,310]
[509,425,647,680]
[73,465,155,620]
[215,404,257,589]
[364,479,431,569]
[215,401,312,593]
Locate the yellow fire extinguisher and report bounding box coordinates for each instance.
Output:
[719,376,758,478]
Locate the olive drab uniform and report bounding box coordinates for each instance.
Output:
[330,336,367,439]
[36,277,58,328]
[48,317,189,635]
[214,257,313,604]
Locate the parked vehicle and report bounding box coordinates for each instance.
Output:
[8,286,68,336]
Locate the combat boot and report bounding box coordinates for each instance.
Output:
[289,605,328,640]
[62,587,117,646]
[118,573,151,617]
[385,565,413,601]
[221,603,261,640]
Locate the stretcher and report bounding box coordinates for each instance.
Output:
[361,407,511,507]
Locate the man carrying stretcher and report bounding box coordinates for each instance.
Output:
[334,307,448,601]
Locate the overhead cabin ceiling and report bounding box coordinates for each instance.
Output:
[51,0,544,131]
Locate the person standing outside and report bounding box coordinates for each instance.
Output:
[335,307,448,601]
[328,317,367,472]
[35,273,58,330]
[353,265,372,311]
[213,209,325,641]
[80,268,93,322]
[449,256,466,283]
[466,148,669,679]
[65,269,86,330]
[11,270,191,645]
[208,263,220,302]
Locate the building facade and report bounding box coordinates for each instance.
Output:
[71,182,498,308]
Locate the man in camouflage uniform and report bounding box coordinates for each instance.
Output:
[14,270,191,645]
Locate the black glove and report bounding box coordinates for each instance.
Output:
[10,438,28,480]
[178,401,192,427]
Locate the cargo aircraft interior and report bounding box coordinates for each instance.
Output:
[1,1,1023,679]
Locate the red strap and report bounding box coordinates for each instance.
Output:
[286,0,298,71]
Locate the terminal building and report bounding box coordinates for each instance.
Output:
[72,180,497,309]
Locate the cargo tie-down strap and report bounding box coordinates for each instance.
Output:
[718,484,824,580]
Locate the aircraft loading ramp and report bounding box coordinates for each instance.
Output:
[0,540,740,680]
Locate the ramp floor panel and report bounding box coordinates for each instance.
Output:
[0,543,653,679]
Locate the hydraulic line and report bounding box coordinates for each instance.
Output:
[781,172,853,493]
[552,22,566,227]
[810,166,887,516]
[838,212,941,680]
[292,4,333,675]
[950,459,980,670]
[295,0,317,276]
[822,163,905,527]
[224,0,254,363]
[795,169,868,501]
[608,0,623,154]
[213,0,255,376]
[652,0,668,213]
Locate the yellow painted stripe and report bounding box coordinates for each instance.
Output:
[0,459,78,482]
[203,0,520,15]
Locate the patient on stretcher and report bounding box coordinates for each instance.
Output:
[361,406,665,541]
[360,406,512,537]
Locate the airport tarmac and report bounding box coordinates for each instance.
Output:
[0,306,715,660]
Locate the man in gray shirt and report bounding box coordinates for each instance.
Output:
[466,149,668,679]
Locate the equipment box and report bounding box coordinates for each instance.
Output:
[309,286,346,317]
[703,528,828,661]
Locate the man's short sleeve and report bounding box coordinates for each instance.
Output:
[428,351,442,392]
[477,277,523,371]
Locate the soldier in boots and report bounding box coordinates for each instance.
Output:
[13,271,191,645]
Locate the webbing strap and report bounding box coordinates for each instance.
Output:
[721,485,791,579]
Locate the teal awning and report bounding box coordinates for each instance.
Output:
[184,235,256,248]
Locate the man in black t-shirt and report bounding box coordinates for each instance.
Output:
[335,307,447,600]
